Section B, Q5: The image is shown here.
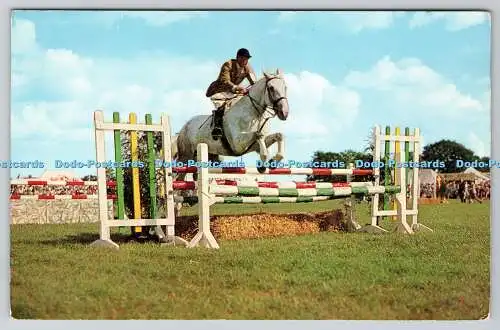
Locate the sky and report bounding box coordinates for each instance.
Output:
[10,10,492,179]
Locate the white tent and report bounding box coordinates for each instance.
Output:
[463,167,490,181]
[38,170,80,181]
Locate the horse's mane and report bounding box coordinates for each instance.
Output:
[251,69,283,86]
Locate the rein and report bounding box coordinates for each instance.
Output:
[238,75,288,155]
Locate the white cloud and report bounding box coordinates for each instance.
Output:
[267,71,361,153]
[12,101,92,141]
[468,132,489,157]
[341,12,404,33]
[477,76,491,87]
[342,55,490,157]
[272,12,404,35]
[121,11,208,26]
[11,27,96,97]
[343,56,486,116]
[97,84,154,114]
[271,11,404,33]
[162,89,214,130]
[11,18,37,54]
[482,90,491,112]
[43,49,94,96]
[88,11,208,28]
[409,11,490,31]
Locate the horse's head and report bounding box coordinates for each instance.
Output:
[255,69,289,121]
[262,69,289,120]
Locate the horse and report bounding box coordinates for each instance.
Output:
[172,69,289,180]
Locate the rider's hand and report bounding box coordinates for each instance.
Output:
[234,86,246,94]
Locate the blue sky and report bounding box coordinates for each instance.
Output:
[10,10,491,178]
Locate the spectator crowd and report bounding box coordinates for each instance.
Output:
[420,179,490,204]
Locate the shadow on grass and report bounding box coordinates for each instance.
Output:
[38,232,161,247]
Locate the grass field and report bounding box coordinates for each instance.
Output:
[10,199,490,320]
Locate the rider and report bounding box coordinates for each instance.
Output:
[205,48,257,139]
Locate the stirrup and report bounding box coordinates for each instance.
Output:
[212,127,223,140]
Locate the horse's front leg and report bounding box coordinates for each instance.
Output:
[269,132,285,161]
[264,133,285,167]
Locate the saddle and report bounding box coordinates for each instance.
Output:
[210,94,245,140]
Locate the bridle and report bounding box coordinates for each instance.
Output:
[245,75,287,119]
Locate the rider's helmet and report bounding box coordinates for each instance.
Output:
[237,48,252,58]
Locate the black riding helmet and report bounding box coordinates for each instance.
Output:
[237,48,251,58]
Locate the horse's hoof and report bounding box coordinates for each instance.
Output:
[257,166,266,174]
[159,236,175,246]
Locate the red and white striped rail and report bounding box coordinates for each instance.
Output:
[171,180,374,190]
[172,167,373,176]
[210,179,373,189]
[10,179,116,186]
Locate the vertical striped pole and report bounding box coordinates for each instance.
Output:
[371,126,381,227]
[393,136,412,233]
[113,112,125,230]
[383,126,391,220]
[146,114,157,220]
[392,127,401,221]
[412,128,420,226]
[405,127,411,209]
[411,128,432,232]
[159,148,165,198]
[129,113,142,233]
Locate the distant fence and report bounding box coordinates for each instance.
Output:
[10,179,115,225]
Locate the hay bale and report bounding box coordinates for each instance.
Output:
[175,209,345,241]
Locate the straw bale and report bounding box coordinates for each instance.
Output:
[175,210,346,241]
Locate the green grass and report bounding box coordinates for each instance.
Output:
[10,199,490,319]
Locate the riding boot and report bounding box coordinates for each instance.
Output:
[211,107,224,140]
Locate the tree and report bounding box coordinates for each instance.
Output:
[420,140,479,173]
[479,156,491,171]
